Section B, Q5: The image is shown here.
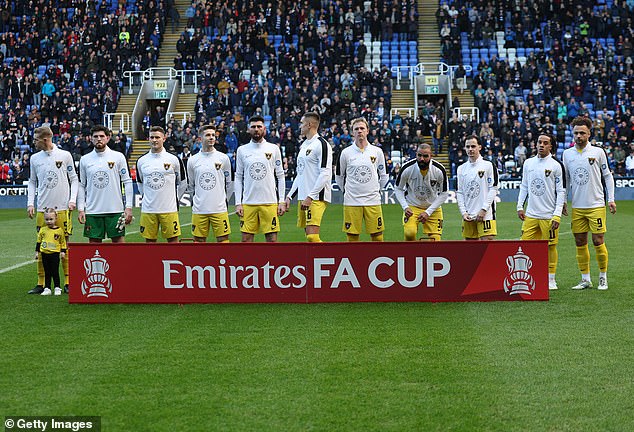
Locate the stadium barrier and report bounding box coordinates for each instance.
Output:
[69,241,548,304]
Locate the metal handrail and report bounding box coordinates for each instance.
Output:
[103,113,131,133]
[452,107,479,121]
[167,111,193,126]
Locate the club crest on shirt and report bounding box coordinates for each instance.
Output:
[54,234,60,241]
[56,161,63,168]
[108,161,115,169]
[478,170,485,178]
[306,149,312,156]
[588,158,595,165]
[545,169,551,177]
[215,163,222,170]
[430,180,437,187]
[265,152,272,160]
[370,156,376,163]
[164,163,171,170]
[345,222,351,230]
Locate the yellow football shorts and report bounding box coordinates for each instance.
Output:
[462,219,497,239]
[342,205,385,235]
[140,212,181,240]
[297,200,328,228]
[192,212,231,239]
[521,216,559,245]
[571,207,607,234]
[240,204,280,234]
[403,207,443,238]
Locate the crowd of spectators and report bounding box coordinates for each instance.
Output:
[1,0,633,186]
[438,0,634,177]
[0,0,167,183]
[163,0,419,179]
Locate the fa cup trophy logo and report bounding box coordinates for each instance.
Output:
[81,250,113,298]
[503,246,535,295]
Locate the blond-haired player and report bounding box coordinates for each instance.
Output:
[335,117,389,242]
[27,126,78,294]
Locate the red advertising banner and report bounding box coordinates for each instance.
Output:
[69,241,548,304]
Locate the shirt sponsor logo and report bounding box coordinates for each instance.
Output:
[92,171,110,189]
[199,172,217,190]
[249,162,267,180]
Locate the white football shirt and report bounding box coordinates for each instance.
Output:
[517,154,566,219]
[136,149,187,213]
[28,144,79,211]
[287,134,333,202]
[563,144,615,208]
[187,148,234,214]
[234,140,285,205]
[335,143,389,206]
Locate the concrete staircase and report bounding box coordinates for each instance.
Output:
[415,0,450,168]
[156,0,190,69]
[418,0,441,65]
[111,93,137,135]
[130,140,149,164]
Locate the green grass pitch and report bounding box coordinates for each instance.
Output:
[1,202,634,431]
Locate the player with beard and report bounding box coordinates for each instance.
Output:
[563,116,616,290]
[234,115,286,242]
[394,143,449,241]
[77,125,133,244]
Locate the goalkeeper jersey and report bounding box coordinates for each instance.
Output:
[77,147,133,214]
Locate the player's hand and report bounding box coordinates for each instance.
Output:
[27,205,35,219]
[404,207,414,220]
[235,205,244,217]
[608,201,617,214]
[68,202,76,211]
[301,197,313,211]
[517,209,525,221]
[34,252,39,260]
[124,208,133,224]
[550,215,560,230]
[462,213,473,221]
[284,197,291,212]
[476,209,487,222]
[78,211,86,224]
[417,211,430,223]
[277,203,286,216]
[562,203,568,216]
[60,252,66,259]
